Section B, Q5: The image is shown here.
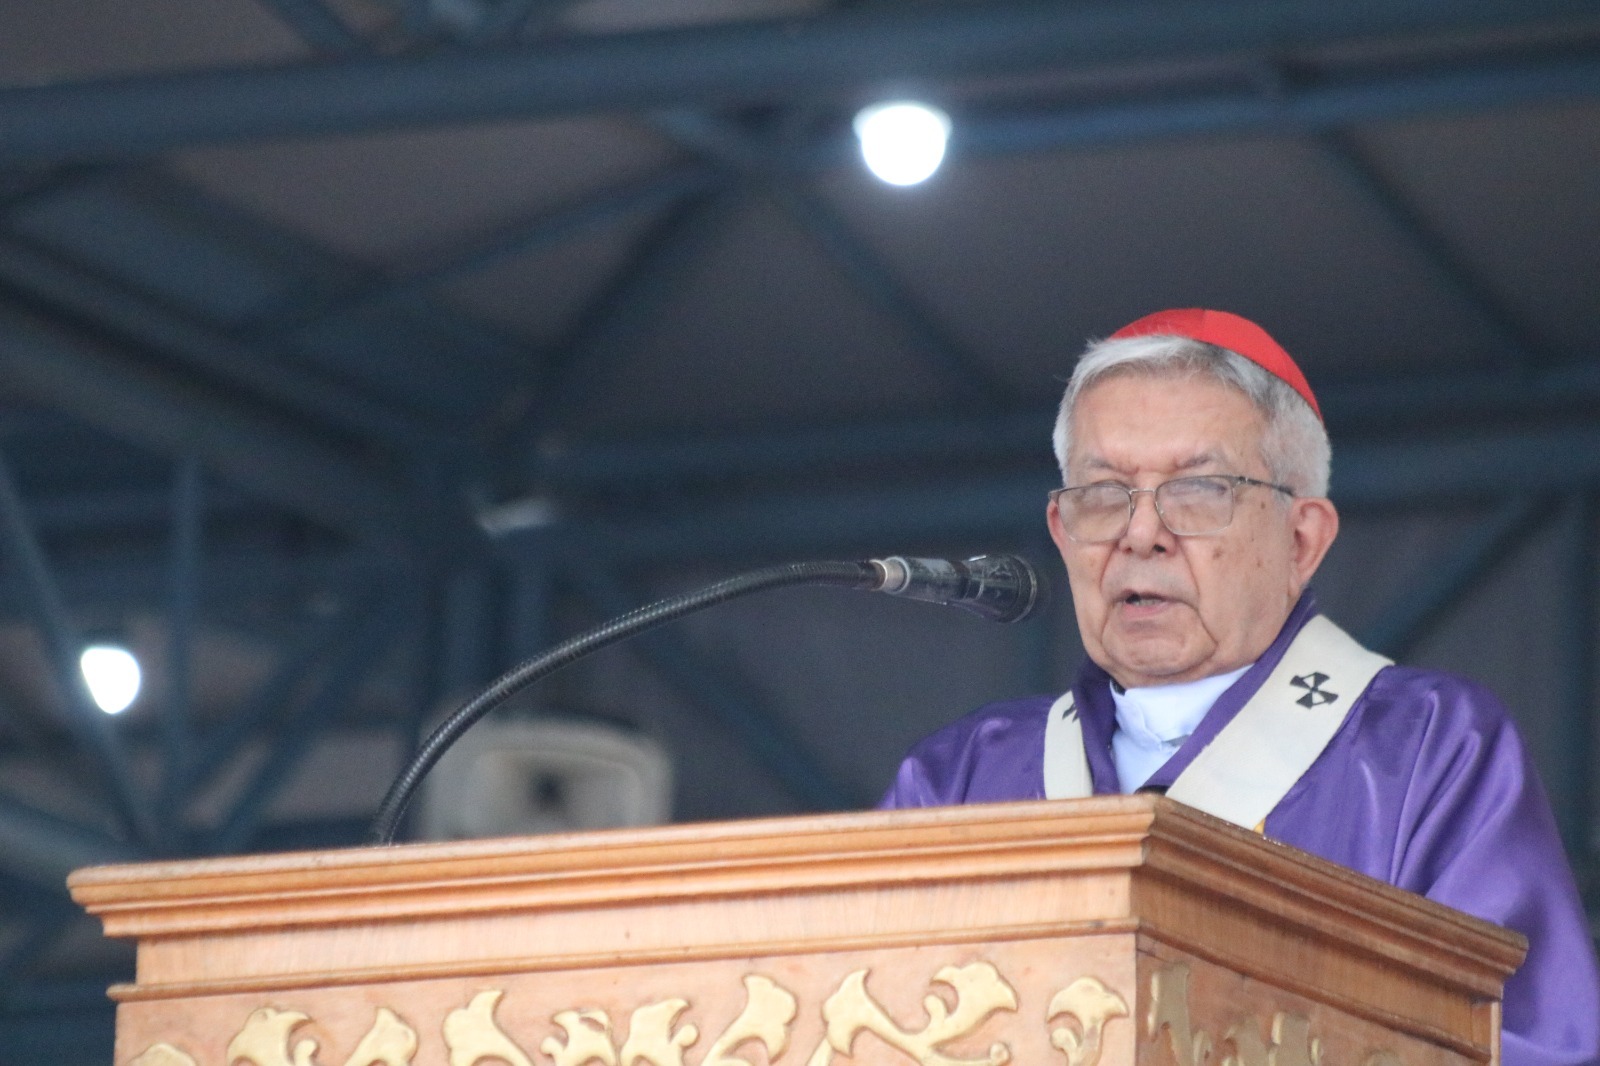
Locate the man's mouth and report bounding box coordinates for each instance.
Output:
[1121,591,1169,607]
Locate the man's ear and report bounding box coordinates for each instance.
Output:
[1288,496,1339,594]
[1046,495,1073,563]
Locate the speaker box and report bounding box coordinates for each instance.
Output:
[417,717,672,840]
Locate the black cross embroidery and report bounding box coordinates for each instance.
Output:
[1290,672,1337,708]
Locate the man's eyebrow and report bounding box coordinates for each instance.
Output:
[1175,451,1226,470]
[1080,451,1229,476]
[1080,456,1131,476]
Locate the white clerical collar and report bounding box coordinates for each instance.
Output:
[1109,665,1251,790]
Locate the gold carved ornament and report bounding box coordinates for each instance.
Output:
[128,962,1129,1066]
[534,974,795,1066]
[806,963,1017,1066]
[130,1006,418,1066]
[1147,962,1407,1066]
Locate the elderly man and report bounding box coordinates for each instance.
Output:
[881,309,1600,1066]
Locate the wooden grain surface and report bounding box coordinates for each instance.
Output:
[71,796,1524,1065]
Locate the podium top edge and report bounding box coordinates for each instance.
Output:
[71,795,1166,887]
[68,796,1526,975]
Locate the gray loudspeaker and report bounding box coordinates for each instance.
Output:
[417,717,672,841]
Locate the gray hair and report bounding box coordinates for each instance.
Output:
[1051,334,1331,496]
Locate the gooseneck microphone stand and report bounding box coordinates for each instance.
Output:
[367,559,882,845]
[368,553,1044,845]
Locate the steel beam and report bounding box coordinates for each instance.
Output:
[940,55,1600,163]
[0,238,455,456]
[182,581,382,805]
[18,484,246,538]
[0,544,393,622]
[506,554,556,661]
[1333,423,1600,507]
[2,391,1598,573]
[1313,130,1557,370]
[0,454,161,847]
[0,299,438,556]
[0,0,1594,163]
[257,164,718,337]
[253,0,370,56]
[1359,494,1554,659]
[8,402,1600,601]
[391,581,446,770]
[466,0,557,43]
[0,793,140,890]
[648,110,1011,405]
[531,384,1600,492]
[437,564,499,700]
[769,183,1012,406]
[538,411,1054,487]
[161,458,202,819]
[518,188,735,436]
[534,360,1600,490]
[542,418,1600,566]
[1559,493,1597,853]
[560,477,1055,567]
[207,590,410,853]
[5,410,1585,578]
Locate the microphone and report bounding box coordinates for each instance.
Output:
[368,553,1047,844]
[869,554,1047,623]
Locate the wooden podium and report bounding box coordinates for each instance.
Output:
[69,796,1525,1066]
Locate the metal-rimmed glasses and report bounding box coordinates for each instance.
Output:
[1048,474,1295,544]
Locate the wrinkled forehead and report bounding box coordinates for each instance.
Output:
[1067,369,1271,475]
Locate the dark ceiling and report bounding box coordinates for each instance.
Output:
[1,1,1599,1061]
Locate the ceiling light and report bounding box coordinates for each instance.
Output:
[80,644,141,715]
[854,101,951,186]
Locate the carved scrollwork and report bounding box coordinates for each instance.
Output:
[1046,976,1128,1066]
[537,973,796,1066]
[702,975,798,1066]
[1225,1016,1271,1066]
[130,1045,198,1066]
[345,1009,419,1066]
[221,1005,417,1066]
[126,962,1151,1066]
[1149,964,1213,1066]
[1264,1013,1322,1066]
[616,998,698,1066]
[808,962,1018,1066]
[225,1007,314,1066]
[1149,963,1334,1066]
[541,1009,617,1066]
[447,990,539,1066]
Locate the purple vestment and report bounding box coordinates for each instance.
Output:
[882,593,1600,1066]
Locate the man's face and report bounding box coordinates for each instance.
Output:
[1047,371,1338,689]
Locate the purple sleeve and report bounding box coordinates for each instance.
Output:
[1396,690,1598,1066]
[878,697,1053,809]
[1272,669,1600,1066]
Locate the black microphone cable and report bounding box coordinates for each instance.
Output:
[368,560,879,845]
[367,555,1046,845]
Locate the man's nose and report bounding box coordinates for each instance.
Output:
[1121,489,1172,553]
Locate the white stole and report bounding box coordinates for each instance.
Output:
[1043,615,1392,832]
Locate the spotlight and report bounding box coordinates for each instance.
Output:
[853,101,951,186]
[80,644,141,715]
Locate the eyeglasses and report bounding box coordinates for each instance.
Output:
[1049,474,1294,543]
